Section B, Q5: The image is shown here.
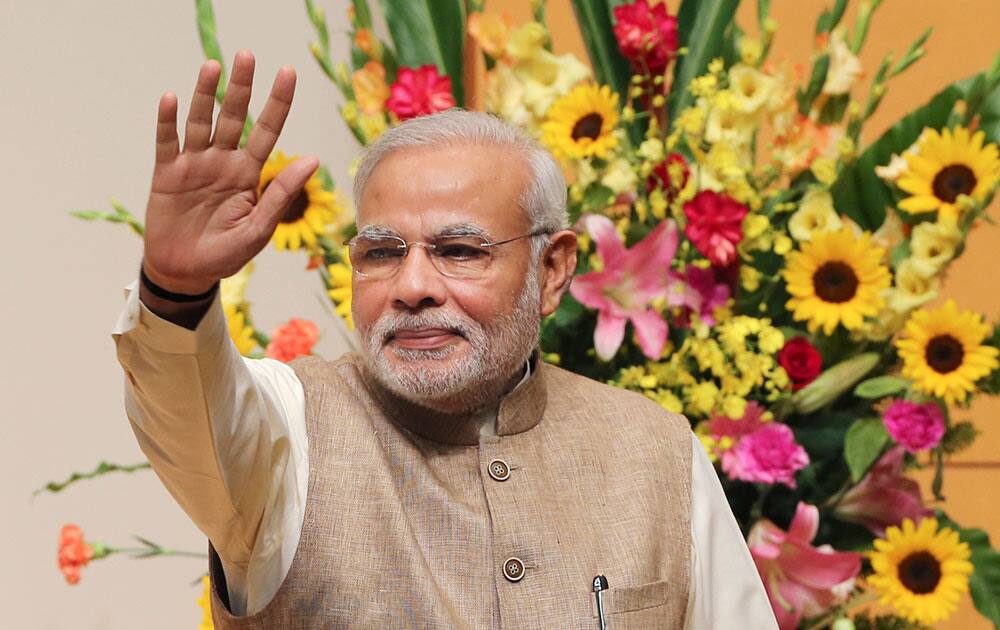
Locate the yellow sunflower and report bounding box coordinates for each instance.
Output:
[541,84,619,161]
[895,299,999,404]
[327,249,354,330]
[868,517,973,626]
[219,261,254,311]
[197,574,214,630]
[258,151,343,251]
[897,126,1000,223]
[782,228,891,334]
[224,304,257,356]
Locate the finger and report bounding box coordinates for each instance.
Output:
[251,156,320,237]
[182,60,222,153]
[245,65,296,165]
[212,49,255,150]
[155,91,180,164]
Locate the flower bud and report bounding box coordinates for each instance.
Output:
[791,352,879,414]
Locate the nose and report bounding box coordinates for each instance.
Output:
[389,244,448,311]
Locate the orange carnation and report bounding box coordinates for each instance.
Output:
[58,524,93,585]
[266,318,320,363]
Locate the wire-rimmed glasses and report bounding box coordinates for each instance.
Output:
[343,229,550,280]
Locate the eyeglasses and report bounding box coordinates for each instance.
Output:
[343,229,550,280]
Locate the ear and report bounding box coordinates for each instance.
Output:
[538,229,578,317]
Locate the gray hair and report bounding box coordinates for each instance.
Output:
[352,109,568,258]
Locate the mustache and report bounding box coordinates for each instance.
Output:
[368,310,479,345]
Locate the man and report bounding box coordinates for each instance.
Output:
[113,50,777,629]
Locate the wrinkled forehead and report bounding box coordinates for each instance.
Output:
[355,143,531,237]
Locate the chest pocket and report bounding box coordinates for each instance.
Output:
[588,580,686,629]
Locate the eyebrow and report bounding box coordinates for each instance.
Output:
[355,222,495,242]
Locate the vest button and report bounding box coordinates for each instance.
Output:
[502,557,525,582]
[487,459,511,482]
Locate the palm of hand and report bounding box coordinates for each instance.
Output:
[142,50,318,294]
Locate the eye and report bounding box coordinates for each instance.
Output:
[361,245,405,261]
[436,242,489,260]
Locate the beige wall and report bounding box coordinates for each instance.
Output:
[3,1,356,627]
[3,0,996,628]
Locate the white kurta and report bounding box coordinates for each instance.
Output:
[111,280,777,628]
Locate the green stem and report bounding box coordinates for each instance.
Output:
[803,590,878,630]
[194,0,254,146]
[109,546,208,559]
[33,460,151,498]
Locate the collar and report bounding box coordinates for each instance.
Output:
[356,352,547,446]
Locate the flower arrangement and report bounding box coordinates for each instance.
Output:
[53,0,1000,628]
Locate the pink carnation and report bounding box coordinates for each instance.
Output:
[683,191,749,268]
[386,65,456,121]
[722,422,810,488]
[882,400,945,453]
[612,0,679,74]
[266,318,320,363]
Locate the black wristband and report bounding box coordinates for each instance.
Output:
[140,265,219,303]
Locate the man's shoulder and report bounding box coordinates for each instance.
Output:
[540,362,690,434]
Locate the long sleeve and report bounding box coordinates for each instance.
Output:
[111,279,309,616]
[684,432,778,629]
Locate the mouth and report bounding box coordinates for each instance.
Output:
[387,327,465,351]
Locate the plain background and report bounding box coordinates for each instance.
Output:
[2,0,998,628]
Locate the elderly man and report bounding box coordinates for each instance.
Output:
[113,51,777,629]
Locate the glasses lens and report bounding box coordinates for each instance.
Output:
[350,236,406,278]
[430,237,492,278]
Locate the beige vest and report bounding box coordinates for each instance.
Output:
[209,352,692,629]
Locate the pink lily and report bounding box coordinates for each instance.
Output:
[570,215,680,361]
[833,447,931,536]
[665,265,731,326]
[749,502,862,630]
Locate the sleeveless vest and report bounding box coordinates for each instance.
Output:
[209,352,692,628]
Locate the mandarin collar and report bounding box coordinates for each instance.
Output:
[356,352,547,446]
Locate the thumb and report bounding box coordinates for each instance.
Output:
[252,156,321,235]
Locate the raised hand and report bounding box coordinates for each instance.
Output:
[142,49,319,294]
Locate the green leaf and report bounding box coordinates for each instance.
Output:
[552,292,586,329]
[831,77,975,230]
[977,80,1000,143]
[797,54,830,114]
[853,375,908,399]
[938,513,1000,627]
[667,0,740,125]
[814,0,847,35]
[568,0,632,109]
[377,0,466,105]
[844,417,889,482]
[939,420,979,456]
[351,0,373,28]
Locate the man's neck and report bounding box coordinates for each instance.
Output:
[356,354,543,446]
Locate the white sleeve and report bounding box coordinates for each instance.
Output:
[111,279,308,616]
[684,432,778,629]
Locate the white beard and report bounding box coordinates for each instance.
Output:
[356,271,541,414]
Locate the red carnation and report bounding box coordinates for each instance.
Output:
[777,337,823,391]
[266,318,320,363]
[646,152,689,200]
[682,191,748,268]
[386,65,456,121]
[612,0,679,74]
[58,524,94,585]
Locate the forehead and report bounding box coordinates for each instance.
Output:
[357,143,531,236]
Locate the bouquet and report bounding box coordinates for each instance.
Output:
[53,0,1000,628]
